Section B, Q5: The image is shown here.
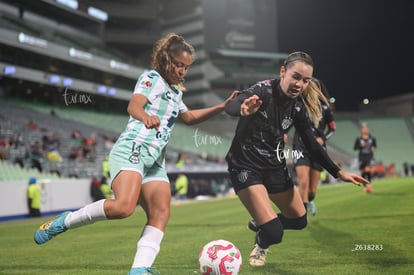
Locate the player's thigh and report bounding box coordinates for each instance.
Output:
[237,184,277,225]
[111,170,142,204]
[269,187,306,218]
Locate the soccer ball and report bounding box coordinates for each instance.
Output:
[198,239,242,275]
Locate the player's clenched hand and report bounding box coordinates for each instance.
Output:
[142,115,160,130]
[240,95,263,116]
[337,170,370,186]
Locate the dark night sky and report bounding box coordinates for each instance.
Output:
[276,1,414,111]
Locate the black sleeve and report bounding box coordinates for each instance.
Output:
[225,83,269,116]
[353,138,360,151]
[224,91,252,116]
[323,106,335,141]
[294,106,340,177]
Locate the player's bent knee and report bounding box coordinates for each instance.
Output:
[256,217,284,249]
[278,213,307,230]
[296,214,308,229]
[291,214,307,229]
[115,202,137,218]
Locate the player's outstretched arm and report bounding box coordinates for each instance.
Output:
[179,90,238,125]
[337,170,370,186]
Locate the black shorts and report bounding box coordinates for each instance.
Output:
[293,153,323,172]
[359,157,375,170]
[228,166,294,194]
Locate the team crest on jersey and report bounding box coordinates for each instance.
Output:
[237,171,249,183]
[281,117,293,130]
[140,80,152,88]
[129,152,140,164]
[257,79,272,87]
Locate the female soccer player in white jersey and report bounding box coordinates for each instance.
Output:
[34,33,236,275]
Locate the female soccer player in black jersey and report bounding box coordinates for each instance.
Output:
[354,122,377,193]
[293,79,336,216]
[224,51,368,267]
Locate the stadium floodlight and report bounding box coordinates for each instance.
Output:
[49,75,60,84]
[97,85,106,94]
[18,33,48,48]
[63,78,73,87]
[3,66,16,75]
[108,88,117,96]
[88,6,108,22]
[56,0,78,10]
[110,60,129,71]
[69,48,92,60]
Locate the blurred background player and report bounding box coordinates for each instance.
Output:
[293,78,336,215]
[354,123,377,193]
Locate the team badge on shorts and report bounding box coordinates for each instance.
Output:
[237,171,249,183]
[129,152,140,164]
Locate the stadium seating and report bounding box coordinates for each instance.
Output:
[2,97,412,180]
[0,160,59,182]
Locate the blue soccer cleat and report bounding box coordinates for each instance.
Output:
[34,211,70,245]
[308,201,317,216]
[128,267,160,275]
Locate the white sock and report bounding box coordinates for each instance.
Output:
[64,199,107,229]
[132,225,164,268]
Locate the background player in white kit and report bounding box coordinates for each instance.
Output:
[33,33,236,275]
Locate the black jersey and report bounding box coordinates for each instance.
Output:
[225,78,340,177]
[293,102,335,152]
[354,135,377,160]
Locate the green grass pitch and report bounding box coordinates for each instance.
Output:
[1,177,413,274]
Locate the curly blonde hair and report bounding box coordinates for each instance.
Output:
[151,33,195,91]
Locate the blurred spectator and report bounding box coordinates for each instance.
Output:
[27,177,41,217]
[81,136,96,161]
[13,156,25,168]
[0,136,8,147]
[100,177,112,199]
[102,135,115,150]
[90,177,105,202]
[102,156,109,179]
[386,163,396,177]
[26,120,39,131]
[403,162,410,177]
[175,153,189,168]
[71,129,81,140]
[374,161,386,178]
[68,146,82,160]
[47,144,63,163]
[28,141,44,172]
[0,136,8,160]
[175,173,189,200]
[8,133,22,149]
